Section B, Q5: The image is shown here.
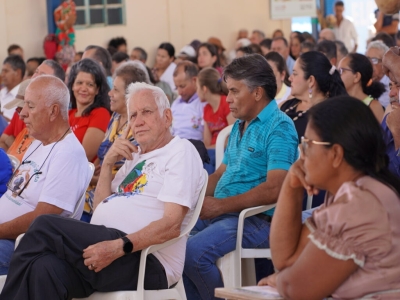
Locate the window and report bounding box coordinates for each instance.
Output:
[75,0,125,28]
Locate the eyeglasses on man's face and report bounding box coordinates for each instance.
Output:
[367,57,382,65]
[339,67,353,75]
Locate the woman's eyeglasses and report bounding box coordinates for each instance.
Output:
[339,67,353,75]
[301,136,331,154]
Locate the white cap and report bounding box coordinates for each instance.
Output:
[178,45,196,58]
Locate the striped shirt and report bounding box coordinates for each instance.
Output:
[215,100,298,215]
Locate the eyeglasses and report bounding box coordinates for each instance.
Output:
[367,57,382,65]
[339,67,353,75]
[301,136,332,154]
[7,161,42,198]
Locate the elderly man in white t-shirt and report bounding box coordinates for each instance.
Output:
[1,82,206,299]
[0,75,90,276]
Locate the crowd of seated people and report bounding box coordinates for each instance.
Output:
[0,14,400,299]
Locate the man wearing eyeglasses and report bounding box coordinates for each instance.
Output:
[0,75,90,276]
[366,40,390,108]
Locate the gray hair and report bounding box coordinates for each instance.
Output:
[129,60,152,84]
[252,30,265,39]
[133,47,148,62]
[126,82,170,117]
[366,40,389,58]
[28,75,69,121]
[42,60,66,82]
[334,40,348,57]
[224,54,276,101]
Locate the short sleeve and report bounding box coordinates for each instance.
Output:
[305,183,392,267]
[3,112,18,136]
[158,142,205,209]
[87,108,111,133]
[266,120,298,172]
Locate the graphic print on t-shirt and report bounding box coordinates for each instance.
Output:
[9,161,40,198]
[103,160,148,203]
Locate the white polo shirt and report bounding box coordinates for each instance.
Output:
[0,84,20,120]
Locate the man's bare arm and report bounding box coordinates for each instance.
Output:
[0,202,63,239]
[0,133,15,151]
[206,164,226,196]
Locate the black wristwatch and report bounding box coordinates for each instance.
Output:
[122,236,133,255]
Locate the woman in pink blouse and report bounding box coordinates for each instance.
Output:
[259,96,400,299]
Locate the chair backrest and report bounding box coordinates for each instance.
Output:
[215,124,233,169]
[7,155,20,172]
[70,162,95,219]
[181,169,208,236]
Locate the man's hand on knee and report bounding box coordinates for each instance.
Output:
[82,239,124,272]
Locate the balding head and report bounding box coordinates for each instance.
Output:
[20,75,70,143]
[319,29,336,42]
[27,75,69,120]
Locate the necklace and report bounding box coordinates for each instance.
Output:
[284,101,307,121]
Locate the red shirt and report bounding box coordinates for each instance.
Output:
[69,107,110,143]
[3,112,26,137]
[203,95,230,145]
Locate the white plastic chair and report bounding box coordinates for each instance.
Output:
[216,204,275,288]
[0,163,95,293]
[7,154,20,172]
[215,125,233,169]
[74,169,209,300]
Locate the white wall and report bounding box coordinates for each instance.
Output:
[0,0,292,66]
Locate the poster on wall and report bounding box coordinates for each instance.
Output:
[270,0,317,19]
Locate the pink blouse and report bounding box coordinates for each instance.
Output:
[305,176,400,299]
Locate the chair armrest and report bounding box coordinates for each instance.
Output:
[236,204,275,250]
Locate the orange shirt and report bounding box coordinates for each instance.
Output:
[7,128,35,162]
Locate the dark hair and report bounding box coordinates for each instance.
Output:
[396,30,400,40]
[372,32,395,48]
[3,55,25,80]
[85,45,112,76]
[301,41,316,53]
[190,40,202,52]
[198,67,228,95]
[27,57,44,65]
[309,96,400,196]
[292,34,305,44]
[299,51,347,97]
[292,31,303,38]
[302,32,316,45]
[68,58,110,116]
[317,40,337,60]
[112,52,129,63]
[42,59,66,82]
[224,54,276,101]
[347,53,386,99]
[237,46,254,55]
[7,44,22,55]
[158,42,175,58]
[272,37,289,47]
[115,62,147,88]
[265,51,291,86]
[133,47,147,62]
[249,44,262,55]
[198,43,220,68]
[173,61,199,78]
[334,40,348,57]
[334,1,344,7]
[260,38,272,49]
[108,37,127,55]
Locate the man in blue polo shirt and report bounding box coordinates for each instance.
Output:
[183,54,298,300]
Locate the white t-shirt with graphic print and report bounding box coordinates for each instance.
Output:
[90,136,206,286]
[0,133,90,224]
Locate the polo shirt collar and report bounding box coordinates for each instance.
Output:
[256,99,277,123]
[178,92,198,104]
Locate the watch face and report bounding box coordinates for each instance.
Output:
[123,237,133,254]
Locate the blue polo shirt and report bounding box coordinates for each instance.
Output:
[214,100,298,216]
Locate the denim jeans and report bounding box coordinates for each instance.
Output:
[0,239,15,275]
[183,213,271,300]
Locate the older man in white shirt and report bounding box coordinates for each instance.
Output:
[0,55,25,121]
